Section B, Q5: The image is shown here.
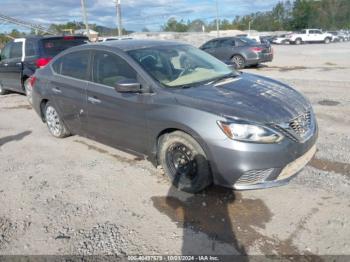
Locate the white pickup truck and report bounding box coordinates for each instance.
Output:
[287,29,333,44]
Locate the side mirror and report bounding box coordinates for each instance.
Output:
[115,79,141,93]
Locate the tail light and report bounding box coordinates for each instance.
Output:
[250,47,263,52]
[36,57,52,68]
[63,36,75,40]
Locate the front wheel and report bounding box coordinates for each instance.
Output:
[231,55,245,69]
[324,38,331,44]
[44,102,70,138]
[158,131,212,193]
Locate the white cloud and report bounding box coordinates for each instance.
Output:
[0,0,281,32]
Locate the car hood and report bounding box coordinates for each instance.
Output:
[170,72,310,124]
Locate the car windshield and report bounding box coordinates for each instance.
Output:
[127,45,236,88]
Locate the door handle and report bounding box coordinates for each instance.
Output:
[88,96,101,104]
[3,63,8,67]
[16,62,22,66]
[52,87,62,94]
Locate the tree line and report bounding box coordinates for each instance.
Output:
[162,0,350,32]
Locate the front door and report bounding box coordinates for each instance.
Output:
[86,50,149,154]
[0,39,24,92]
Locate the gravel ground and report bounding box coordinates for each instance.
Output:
[0,42,349,257]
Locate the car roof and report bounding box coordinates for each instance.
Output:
[90,39,188,51]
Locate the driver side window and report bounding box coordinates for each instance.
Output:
[92,51,137,87]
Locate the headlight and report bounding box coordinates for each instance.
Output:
[217,121,283,143]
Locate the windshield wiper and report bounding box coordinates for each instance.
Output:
[209,73,238,85]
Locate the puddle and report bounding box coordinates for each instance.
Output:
[324,62,337,66]
[2,104,32,110]
[309,158,350,176]
[152,186,320,256]
[74,140,143,164]
[318,100,340,106]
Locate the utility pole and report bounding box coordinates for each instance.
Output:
[80,0,91,39]
[115,0,123,36]
[215,0,220,37]
[248,20,252,36]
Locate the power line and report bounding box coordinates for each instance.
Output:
[0,13,55,34]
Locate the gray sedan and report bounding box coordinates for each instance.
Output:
[31,40,317,193]
[200,37,273,69]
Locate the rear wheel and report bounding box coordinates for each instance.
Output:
[231,55,245,69]
[295,38,302,45]
[0,83,8,95]
[24,78,33,105]
[158,131,212,193]
[44,102,70,138]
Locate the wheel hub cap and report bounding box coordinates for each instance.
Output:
[46,106,61,136]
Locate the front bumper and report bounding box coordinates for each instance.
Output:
[206,126,318,190]
[233,145,316,190]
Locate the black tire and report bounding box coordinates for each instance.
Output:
[231,55,245,69]
[324,38,331,44]
[295,38,302,45]
[0,83,8,95]
[158,131,212,193]
[44,102,70,138]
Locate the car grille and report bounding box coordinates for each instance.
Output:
[289,111,312,136]
[236,168,275,185]
[273,111,315,143]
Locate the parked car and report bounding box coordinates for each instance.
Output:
[327,31,343,42]
[272,34,290,44]
[0,35,89,102]
[30,40,317,193]
[259,35,275,44]
[199,37,273,69]
[287,29,333,44]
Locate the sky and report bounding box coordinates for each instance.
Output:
[0,0,282,33]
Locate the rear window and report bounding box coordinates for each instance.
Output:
[238,37,257,45]
[41,37,88,57]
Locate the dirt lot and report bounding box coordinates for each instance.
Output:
[0,42,350,258]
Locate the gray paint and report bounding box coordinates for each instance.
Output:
[31,40,318,189]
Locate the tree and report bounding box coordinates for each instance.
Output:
[162,18,188,32]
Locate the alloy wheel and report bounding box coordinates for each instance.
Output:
[232,56,245,69]
[46,106,62,137]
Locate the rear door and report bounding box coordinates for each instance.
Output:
[86,49,149,153]
[49,50,90,135]
[313,30,324,41]
[0,39,24,91]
